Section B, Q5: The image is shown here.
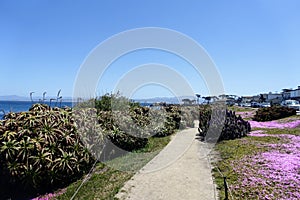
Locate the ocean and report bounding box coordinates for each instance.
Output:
[0,101,154,119]
[0,101,74,119]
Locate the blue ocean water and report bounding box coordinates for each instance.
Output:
[0,101,73,119]
[0,101,153,119]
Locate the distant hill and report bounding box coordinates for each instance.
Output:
[134,96,198,104]
[0,95,200,104]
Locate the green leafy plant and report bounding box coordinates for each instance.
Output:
[198,105,251,142]
[0,104,95,199]
[253,106,296,121]
[0,94,201,199]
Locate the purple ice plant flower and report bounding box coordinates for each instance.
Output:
[229,130,300,199]
[249,119,300,129]
[31,189,66,200]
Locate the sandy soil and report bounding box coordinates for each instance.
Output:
[115,121,218,200]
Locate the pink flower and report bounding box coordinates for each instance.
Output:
[249,120,300,129]
[230,130,300,199]
[31,189,66,200]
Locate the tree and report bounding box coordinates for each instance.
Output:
[259,94,266,103]
[195,94,201,104]
[202,96,211,104]
[236,97,242,105]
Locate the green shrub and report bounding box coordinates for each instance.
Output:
[153,105,181,137]
[74,108,149,161]
[152,105,200,137]
[180,106,199,129]
[0,102,151,198]
[0,104,95,199]
[253,106,296,121]
[198,105,251,142]
[0,98,200,199]
[94,93,140,112]
[75,94,150,157]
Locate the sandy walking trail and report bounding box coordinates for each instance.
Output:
[115,121,217,200]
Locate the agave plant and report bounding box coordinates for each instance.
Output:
[1,139,20,159]
[29,103,49,112]
[53,150,78,174]
[0,95,201,198]
[3,119,17,131]
[21,164,42,190]
[39,119,59,144]
[17,136,34,162]
[29,148,52,168]
[6,160,22,177]
[23,114,37,128]
[0,104,96,197]
[0,130,17,141]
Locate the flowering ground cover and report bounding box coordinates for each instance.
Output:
[32,189,66,200]
[249,119,300,129]
[213,115,300,199]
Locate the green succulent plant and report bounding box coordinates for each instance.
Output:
[198,105,251,142]
[0,104,95,198]
[0,95,203,199]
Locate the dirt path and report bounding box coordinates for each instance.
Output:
[115,121,217,200]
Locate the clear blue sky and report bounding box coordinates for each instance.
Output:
[1,0,300,99]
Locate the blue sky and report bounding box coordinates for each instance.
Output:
[1,0,300,99]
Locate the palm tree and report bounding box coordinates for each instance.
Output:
[202,96,211,104]
[195,94,201,104]
[259,94,266,103]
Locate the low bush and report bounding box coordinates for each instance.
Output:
[253,106,296,121]
[180,106,199,129]
[74,107,149,161]
[198,105,251,142]
[150,105,181,137]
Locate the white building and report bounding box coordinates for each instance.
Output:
[282,86,300,101]
[291,87,300,99]
[267,92,282,101]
